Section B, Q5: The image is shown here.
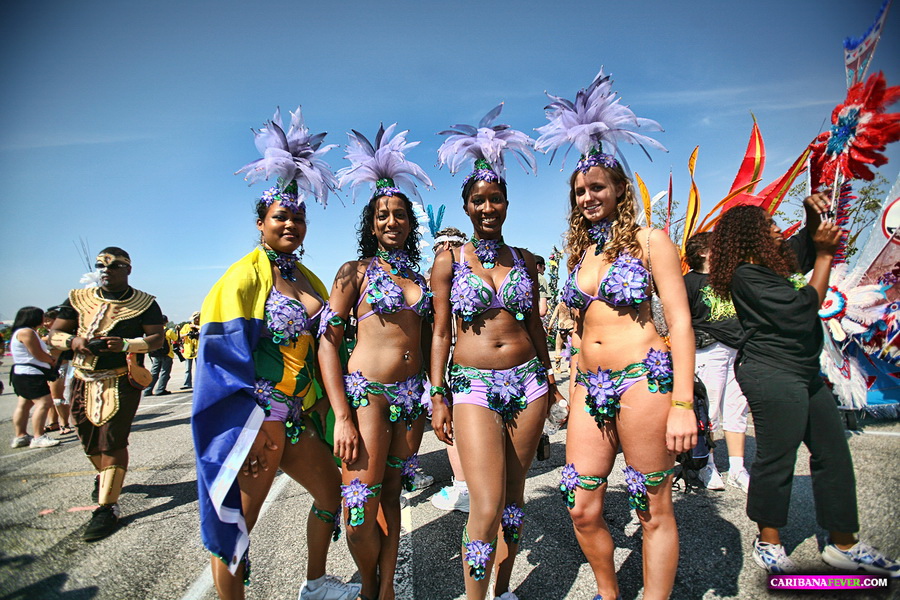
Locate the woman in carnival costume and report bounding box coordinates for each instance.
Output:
[192,108,360,600]
[429,103,562,600]
[317,124,434,600]
[708,195,899,577]
[535,71,696,600]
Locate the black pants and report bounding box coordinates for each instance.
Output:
[735,359,858,532]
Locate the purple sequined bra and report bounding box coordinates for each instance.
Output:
[356,258,432,322]
[265,287,332,344]
[561,251,650,310]
[450,245,533,322]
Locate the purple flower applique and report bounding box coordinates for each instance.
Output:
[488,369,526,420]
[559,463,580,508]
[642,349,673,394]
[601,254,649,306]
[588,219,613,255]
[284,401,306,445]
[263,247,299,282]
[561,275,585,310]
[252,378,274,416]
[377,248,413,275]
[391,374,424,425]
[451,263,480,321]
[266,293,310,345]
[344,371,369,408]
[464,538,494,580]
[472,237,504,269]
[577,368,619,428]
[400,454,419,492]
[623,465,649,511]
[342,479,377,526]
[501,503,525,544]
[366,265,405,314]
[317,302,337,338]
[501,258,533,320]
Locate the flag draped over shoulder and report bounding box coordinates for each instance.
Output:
[191,247,329,573]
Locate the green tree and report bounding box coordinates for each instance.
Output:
[780,173,888,261]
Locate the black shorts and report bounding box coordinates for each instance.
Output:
[72,376,142,455]
[11,373,51,400]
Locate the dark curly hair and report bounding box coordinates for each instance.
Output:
[684,231,713,272]
[462,176,508,206]
[357,193,422,266]
[708,205,798,298]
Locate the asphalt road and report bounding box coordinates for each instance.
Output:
[0,359,897,600]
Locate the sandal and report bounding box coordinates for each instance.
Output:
[45,424,61,432]
[60,426,75,435]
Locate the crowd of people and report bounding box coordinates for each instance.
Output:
[6,73,899,600]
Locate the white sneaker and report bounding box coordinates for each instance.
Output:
[298,576,362,600]
[29,435,60,449]
[11,435,32,448]
[822,540,900,578]
[727,468,750,493]
[411,471,434,491]
[698,464,725,490]
[430,483,470,512]
[494,592,519,600]
[752,536,798,573]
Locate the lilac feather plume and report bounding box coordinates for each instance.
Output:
[534,69,667,168]
[235,106,338,207]
[336,123,434,203]
[437,103,537,179]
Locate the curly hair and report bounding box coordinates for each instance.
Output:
[357,193,422,267]
[708,205,798,298]
[684,231,713,272]
[462,176,508,206]
[564,164,642,272]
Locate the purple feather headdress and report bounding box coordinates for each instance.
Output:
[336,123,433,203]
[534,69,666,173]
[437,103,537,185]
[235,106,338,210]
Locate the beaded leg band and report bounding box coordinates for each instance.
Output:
[311,504,342,542]
[387,454,420,492]
[341,478,382,526]
[559,463,607,509]
[462,527,497,581]
[623,465,674,511]
[501,503,525,544]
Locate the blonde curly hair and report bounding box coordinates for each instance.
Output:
[564,164,643,272]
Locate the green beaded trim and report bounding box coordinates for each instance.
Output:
[644,467,675,487]
[578,474,606,490]
[310,504,342,542]
[386,455,404,469]
[327,315,346,327]
[429,385,447,397]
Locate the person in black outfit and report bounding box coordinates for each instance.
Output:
[49,247,164,541]
[708,194,898,577]
[684,233,751,492]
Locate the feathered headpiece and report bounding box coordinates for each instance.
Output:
[437,103,537,185]
[235,106,338,211]
[336,123,433,203]
[809,72,900,187]
[534,69,666,173]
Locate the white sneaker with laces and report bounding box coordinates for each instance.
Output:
[298,576,362,600]
[29,435,60,449]
[727,468,750,493]
[11,435,32,448]
[411,471,434,491]
[698,464,725,490]
[430,482,470,512]
[752,536,798,573]
[822,540,900,578]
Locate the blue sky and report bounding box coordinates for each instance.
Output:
[1,0,898,322]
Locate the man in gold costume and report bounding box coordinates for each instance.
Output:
[50,247,164,541]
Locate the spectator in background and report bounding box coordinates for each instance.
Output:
[42,307,76,435]
[684,232,751,493]
[9,306,60,449]
[147,316,176,396]
[180,312,200,389]
[535,255,550,318]
[547,300,575,372]
[429,226,470,513]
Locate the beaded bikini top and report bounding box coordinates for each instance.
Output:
[356,257,432,322]
[562,250,650,310]
[450,245,533,322]
[264,287,332,344]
